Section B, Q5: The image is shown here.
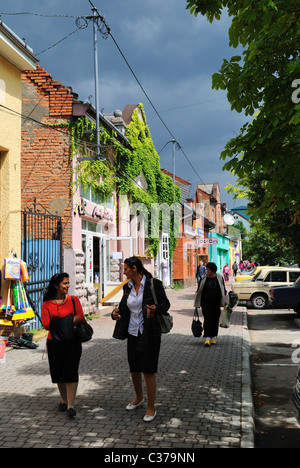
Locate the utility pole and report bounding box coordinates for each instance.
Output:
[77,1,110,162]
[92,6,101,161]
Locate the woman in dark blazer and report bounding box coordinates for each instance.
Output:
[112,256,170,422]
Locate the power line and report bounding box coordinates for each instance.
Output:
[1,7,214,194]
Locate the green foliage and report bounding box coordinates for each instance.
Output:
[242,220,297,266]
[186,0,300,260]
[121,105,181,256]
[69,106,180,257]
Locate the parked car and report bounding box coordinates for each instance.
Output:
[232,267,300,309]
[235,265,284,282]
[270,277,300,315]
[235,268,256,282]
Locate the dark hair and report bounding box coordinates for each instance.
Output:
[43,272,69,302]
[124,256,152,278]
[206,262,217,273]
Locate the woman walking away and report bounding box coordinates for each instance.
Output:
[194,262,226,347]
[41,273,84,418]
[112,256,170,422]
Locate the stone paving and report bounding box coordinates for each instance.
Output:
[0,285,254,449]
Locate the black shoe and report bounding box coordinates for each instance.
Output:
[58,402,67,412]
[67,408,76,418]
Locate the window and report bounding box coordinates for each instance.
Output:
[264,271,287,282]
[289,271,300,283]
[81,184,111,205]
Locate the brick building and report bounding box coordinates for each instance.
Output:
[161,171,215,287]
[20,65,133,317]
[21,65,74,248]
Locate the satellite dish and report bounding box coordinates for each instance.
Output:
[224,213,235,225]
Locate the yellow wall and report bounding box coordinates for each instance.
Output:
[0,55,22,299]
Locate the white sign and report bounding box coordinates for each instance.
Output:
[112,252,122,259]
[197,238,218,245]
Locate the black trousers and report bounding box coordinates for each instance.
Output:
[202,304,221,338]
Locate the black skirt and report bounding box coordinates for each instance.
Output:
[47,339,82,383]
[127,333,161,374]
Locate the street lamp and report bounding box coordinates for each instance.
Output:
[160,139,181,199]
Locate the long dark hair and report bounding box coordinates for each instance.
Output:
[124,256,152,278]
[43,272,69,302]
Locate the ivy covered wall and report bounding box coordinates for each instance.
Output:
[71,103,181,257]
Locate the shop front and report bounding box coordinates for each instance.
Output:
[68,191,133,308]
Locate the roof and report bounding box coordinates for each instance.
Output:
[230,206,250,221]
[0,21,37,70]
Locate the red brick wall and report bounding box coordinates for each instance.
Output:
[21,65,74,249]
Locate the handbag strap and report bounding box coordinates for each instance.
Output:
[150,278,158,305]
[71,296,76,316]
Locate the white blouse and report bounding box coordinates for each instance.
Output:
[127,275,146,336]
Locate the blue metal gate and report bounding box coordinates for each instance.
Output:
[21,199,62,330]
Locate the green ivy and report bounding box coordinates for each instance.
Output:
[67,106,180,257]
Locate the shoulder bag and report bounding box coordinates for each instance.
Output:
[150,278,173,334]
[192,308,203,337]
[71,296,94,343]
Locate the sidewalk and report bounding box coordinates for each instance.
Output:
[0,284,254,449]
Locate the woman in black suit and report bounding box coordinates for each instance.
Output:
[112,256,170,422]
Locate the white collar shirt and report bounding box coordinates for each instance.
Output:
[127,275,146,336]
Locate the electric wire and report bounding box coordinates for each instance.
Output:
[1,7,216,195]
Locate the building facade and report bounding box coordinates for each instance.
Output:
[0,22,36,321]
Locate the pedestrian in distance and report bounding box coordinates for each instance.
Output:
[232,261,238,277]
[196,261,206,285]
[111,256,170,422]
[194,262,227,347]
[41,273,84,419]
[223,262,230,282]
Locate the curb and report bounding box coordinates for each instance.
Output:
[241,307,255,448]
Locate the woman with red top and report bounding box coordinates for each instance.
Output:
[41,273,84,418]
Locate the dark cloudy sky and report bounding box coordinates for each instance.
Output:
[2,0,249,208]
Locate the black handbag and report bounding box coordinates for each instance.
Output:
[150,278,173,334]
[112,315,129,340]
[192,308,203,337]
[71,296,93,343]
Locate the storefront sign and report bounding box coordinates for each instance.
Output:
[197,238,218,245]
[74,196,114,222]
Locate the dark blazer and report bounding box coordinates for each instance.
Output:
[116,276,170,339]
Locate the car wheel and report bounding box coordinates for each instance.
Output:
[251,293,268,309]
[296,304,300,316]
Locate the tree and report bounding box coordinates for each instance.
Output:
[186,0,300,255]
[242,220,296,266]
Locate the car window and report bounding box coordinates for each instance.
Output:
[289,271,300,283]
[253,270,263,281]
[264,271,287,282]
[295,276,300,286]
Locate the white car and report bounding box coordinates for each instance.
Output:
[232,267,300,309]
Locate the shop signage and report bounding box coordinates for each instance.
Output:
[74,196,114,222]
[197,238,218,245]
